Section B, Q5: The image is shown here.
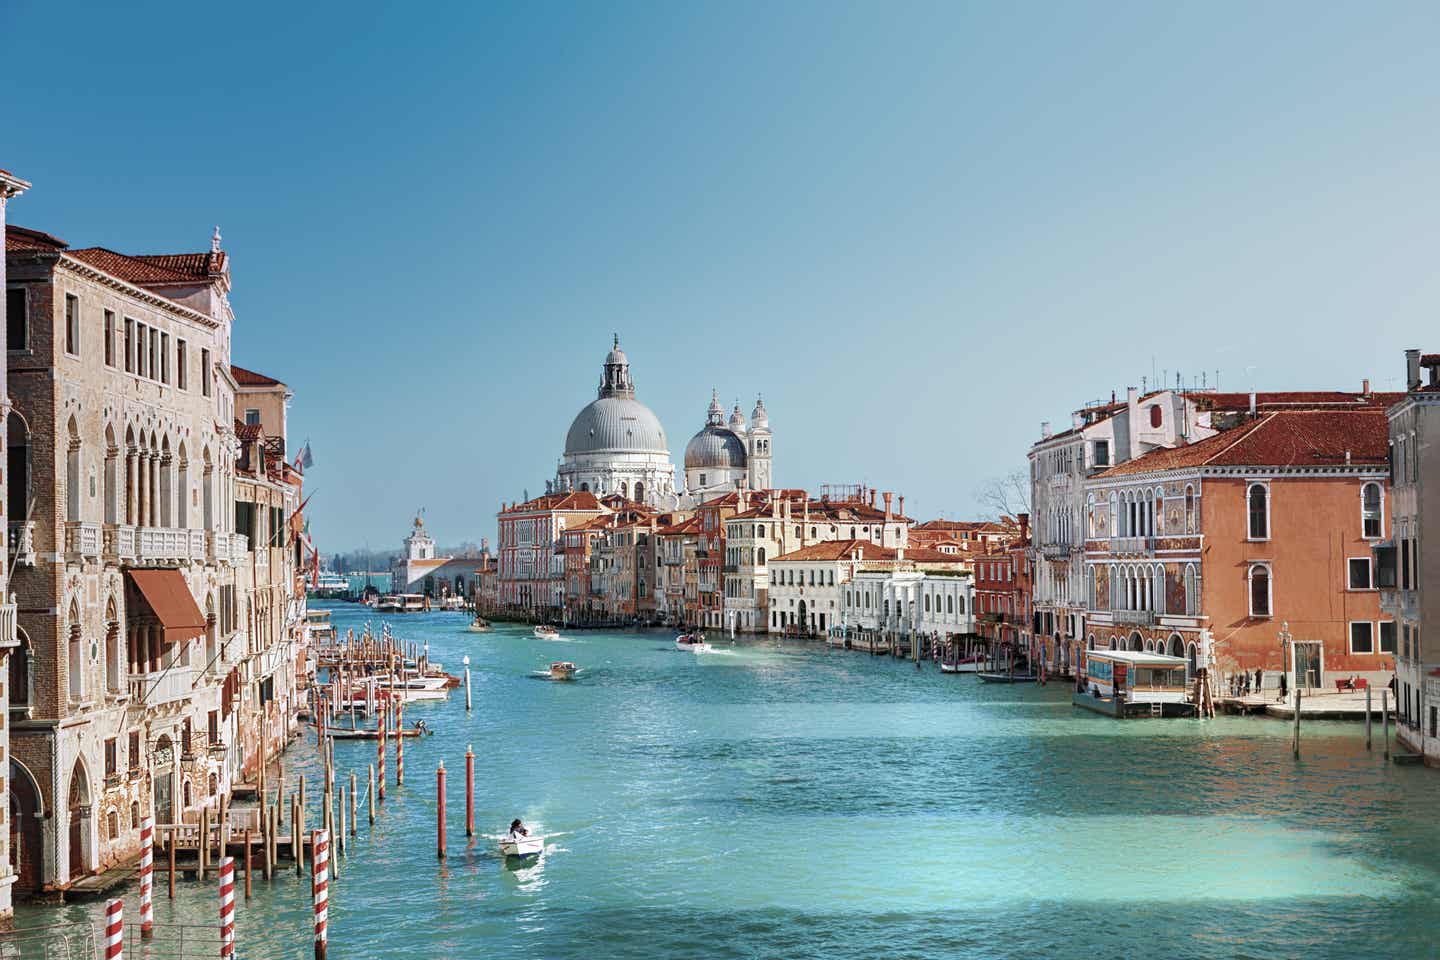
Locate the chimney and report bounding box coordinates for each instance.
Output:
[1072,411,1084,430]
[898,495,905,518]
[1041,420,1052,439]
[857,544,863,562]
[1406,348,1422,391]
[869,488,877,507]
[1017,512,1030,542]
[1126,386,1140,457]
[1248,391,1257,417]
[1361,378,1371,397]
[883,492,893,522]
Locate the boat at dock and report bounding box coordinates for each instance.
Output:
[977,671,1039,683]
[1073,649,1195,718]
[940,656,983,674]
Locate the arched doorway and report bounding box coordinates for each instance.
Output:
[67,758,91,879]
[797,600,807,635]
[1129,632,1143,652]
[1166,634,1184,658]
[9,760,44,893]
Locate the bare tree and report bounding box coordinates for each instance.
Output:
[976,468,1031,521]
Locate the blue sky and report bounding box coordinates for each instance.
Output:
[5,1,1438,553]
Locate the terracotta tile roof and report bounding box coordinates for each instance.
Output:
[1200,391,1404,411]
[913,519,1007,533]
[904,547,972,563]
[67,247,209,284]
[129,252,227,280]
[657,516,703,535]
[235,421,264,441]
[1095,409,1389,477]
[1421,354,1440,366]
[6,225,67,251]
[232,365,284,387]
[505,490,604,514]
[771,539,899,563]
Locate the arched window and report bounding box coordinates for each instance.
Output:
[1153,489,1163,536]
[579,482,589,492]
[1183,564,1198,616]
[1154,564,1166,615]
[633,481,644,503]
[1107,492,1117,538]
[1248,564,1271,617]
[1184,485,1195,534]
[65,417,82,522]
[1362,482,1382,538]
[924,595,931,613]
[1149,404,1163,428]
[757,547,765,564]
[946,595,954,614]
[618,481,628,500]
[67,602,84,702]
[1247,484,1269,540]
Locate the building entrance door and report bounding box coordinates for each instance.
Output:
[1294,641,1323,689]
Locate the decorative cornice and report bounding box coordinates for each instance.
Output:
[56,255,220,330]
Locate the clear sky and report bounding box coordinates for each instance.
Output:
[5,1,1438,553]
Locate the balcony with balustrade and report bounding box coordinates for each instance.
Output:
[128,663,198,710]
[1111,609,1156,626]
[0,600,16,650]
[9,520,35,567]
[64,521,103,562]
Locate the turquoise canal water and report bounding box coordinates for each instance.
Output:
[21,601,1440,958]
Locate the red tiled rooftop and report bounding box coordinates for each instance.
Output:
[771,539,898,563]
[232,365,284,387]
[1095,409,1389,477]
[6,224,67,251]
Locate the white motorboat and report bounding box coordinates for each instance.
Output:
[676,633,712,653]
[549,661,577,681]
[534,625,561,640]
[467,616,493,633]
[940,656,984,674]
[499,834,544,858]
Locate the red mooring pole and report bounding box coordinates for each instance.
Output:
[437,760,447,859]
[464,745,475,837]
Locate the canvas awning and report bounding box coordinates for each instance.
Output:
[127,569,207,644]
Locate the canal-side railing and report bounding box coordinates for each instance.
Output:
[0,918,93,959]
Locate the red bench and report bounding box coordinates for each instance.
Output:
[1334,678,1369,692]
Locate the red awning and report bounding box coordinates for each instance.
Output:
[127,569,207,644]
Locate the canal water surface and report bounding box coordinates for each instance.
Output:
[21,602,1440,958]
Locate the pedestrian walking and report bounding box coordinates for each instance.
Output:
[1254,668,1264,695]
[1277,671,1288,703]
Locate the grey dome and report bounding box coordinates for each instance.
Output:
[685,425,748,470]
[565,396,668,455]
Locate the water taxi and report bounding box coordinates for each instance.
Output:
[376,596,401,613]
[676,633,711,653]
[467,615,492,633]
[549,661,577,681]
[399,594,427,613]
[534,625,561,640]
[1073,649,1195,718]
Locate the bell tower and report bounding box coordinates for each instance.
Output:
[747,395,772,490]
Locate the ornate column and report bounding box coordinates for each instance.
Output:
[125,449,136,525]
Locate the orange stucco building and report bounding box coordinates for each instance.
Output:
[1082,408,1395,689]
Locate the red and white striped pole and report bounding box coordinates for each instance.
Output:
[395,700,405,786]
[219,855,236,958]
[376,702,386,801]
[139,814,154,940]
[104,898,123,959]
[312,829,329,960]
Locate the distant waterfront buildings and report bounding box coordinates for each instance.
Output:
[388,514,491,599]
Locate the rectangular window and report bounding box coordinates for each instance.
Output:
[182,718,193,756]
[1380,620,1397,655]
[149,328,158,379]
[1349,621,1374,655]
[245,409,261,426]
[104,310,116,366]
[160,332,170,383]
[177,339,187,389]
[1402,537,1412,590]
[202,347,212,396]
[64,293,80,355]
[128,731,141,772]
[1094,440,1110,467]
[136,324,147,377]
[207,709,219,745]
[124,317,134,372]
[5,286,26,350]
[104,738,118,777]
[1348,558,1372,590]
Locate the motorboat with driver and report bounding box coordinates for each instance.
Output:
[549,661,577,681]
[500,819,544,859]
[675,632,712,653]
[534,625,561,640]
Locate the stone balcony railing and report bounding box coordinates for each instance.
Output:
[1039,542,1072,560]
[104,523,137,561]
[208,530,231,563]
[1110,536,1156,556]
[64,521,103,561]
[8,520,35,568]
[128,663,197,709]
[0,601,16,650]
[1111,609,1157,626]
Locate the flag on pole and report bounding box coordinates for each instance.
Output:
[301,440,314,469]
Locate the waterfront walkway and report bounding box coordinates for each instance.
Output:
[1219,689,1386,719]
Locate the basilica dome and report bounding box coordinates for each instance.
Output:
[565,396,669,455]
[684,424,748,470]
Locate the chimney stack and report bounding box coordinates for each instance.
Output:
[1361,378,1371,397]
[1072,411,1084,430]
[1017,512,1030,542]
[1248,391,1257,417]
[898,495,905,518]
[1406,348,1422,391]
[883,492,893,522]
[869,488,877,507]
[1041,420,1052,439]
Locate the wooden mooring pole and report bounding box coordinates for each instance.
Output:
[1383,687,1391,761]
[1293,684,1302,759]
[1366,685,1373,750]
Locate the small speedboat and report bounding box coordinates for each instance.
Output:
[675,633,710,652]
[499,834,545,859]
[549,661,577,681]
[467,616,492,633]
[534,625,561,640]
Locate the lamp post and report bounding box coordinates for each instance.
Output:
[1279,620,1300,758]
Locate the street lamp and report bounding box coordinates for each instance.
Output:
[1278,620,1293,703]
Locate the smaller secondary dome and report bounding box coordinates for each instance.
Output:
[751,395,769,428]
[684,425,748,471]
[605,332,627,367]
[728,402,746,432]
